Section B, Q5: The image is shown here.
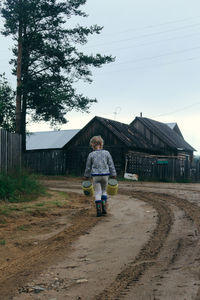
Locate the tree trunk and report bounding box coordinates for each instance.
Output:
[21,94,27,151]
[15,0,23,134]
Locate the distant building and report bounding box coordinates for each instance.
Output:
[24,116,196,181]
[26,129,80,150]
[64,116,195,175]
[130,117,195,159]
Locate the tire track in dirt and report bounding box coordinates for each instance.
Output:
[0,207,99,300]
[94,191,174,300]
[95,190,200,300]
[158,192,200,300]
[2,180,200,299]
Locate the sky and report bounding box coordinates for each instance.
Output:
[0,0,200,154]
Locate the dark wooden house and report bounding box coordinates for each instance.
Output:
[64,116,196,179]
[130,117,195,159]
[64,116,158,175]
[24,115,197,181]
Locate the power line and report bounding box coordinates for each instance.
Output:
[85,22,200,48]
[94,31,200,53]
[154,102,200,118]
[101,15,200,37]
[115,45,200,66]
[93,55,200,75]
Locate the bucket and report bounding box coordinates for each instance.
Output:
[107,179,118,195]
[82,181,94,197]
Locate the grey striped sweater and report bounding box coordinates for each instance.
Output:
[84,150,117,177]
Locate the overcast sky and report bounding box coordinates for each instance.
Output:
[0,0,200,154]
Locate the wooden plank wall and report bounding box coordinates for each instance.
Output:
[65,146,125,176]
[23,149,67,175]
[23,147,200,181]
[24,146,124,177]
[126,152,200,182]
[0,129,22,174]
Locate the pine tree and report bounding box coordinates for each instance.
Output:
[1,0,114,150]
[0,73,15,132]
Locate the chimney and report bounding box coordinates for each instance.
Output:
[140,112,143,117]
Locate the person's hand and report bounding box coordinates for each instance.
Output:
[83,176,89,181]
[111,176,117,179]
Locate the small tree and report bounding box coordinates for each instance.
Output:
[1,0,115,150]
[0,73,15,132]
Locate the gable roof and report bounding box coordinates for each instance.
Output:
[166,122,183,138]
[131,117,195,152]
[95,116,155,150]
[65,116,159,152]
[26,129,80,150]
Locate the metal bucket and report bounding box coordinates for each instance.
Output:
[107,179,118,195]
[82,181,94,196]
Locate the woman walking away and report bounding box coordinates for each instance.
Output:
[84,136,117,217]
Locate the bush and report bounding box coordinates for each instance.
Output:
[0,169,45,202]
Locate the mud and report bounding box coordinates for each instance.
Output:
[1,179,200,300]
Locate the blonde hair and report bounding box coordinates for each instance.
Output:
[90,135,104,149]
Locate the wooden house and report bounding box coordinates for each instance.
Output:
[24,115,196,181]
[166,122,183,138]
[64,116,196,179]
[63,116,156,175]
[130,117,195,159]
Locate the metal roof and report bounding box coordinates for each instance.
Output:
[26,129,80,150]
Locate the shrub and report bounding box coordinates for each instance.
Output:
[0,169,45,202]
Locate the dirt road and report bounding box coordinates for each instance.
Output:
[1,179,200,300]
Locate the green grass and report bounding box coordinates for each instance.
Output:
[0,240,6,245]
[0,169,45,203]
[0,219,7,224]
[0,186,71,217]
[18,225,25,230]
[52,200,63,207]
[35,202,45,207]
[58,191,70,200]
[0,208,9,215]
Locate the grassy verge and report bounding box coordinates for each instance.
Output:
[0,190,73,217]
[0,169,45,203]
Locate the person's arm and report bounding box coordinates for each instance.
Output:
[84,153,92,178]
[107,152,117,177]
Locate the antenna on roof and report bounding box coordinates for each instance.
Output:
[113,106,121,120]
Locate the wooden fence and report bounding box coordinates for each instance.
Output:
[0,128,22,174]
[23,147,200,182]
[126,152,200,182]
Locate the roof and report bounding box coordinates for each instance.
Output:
[166,122,183,137]
[26,129,80,150]
[166,122,176,130]
[131,117,195,152]
[95,116,155,150]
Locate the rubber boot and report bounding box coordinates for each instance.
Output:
[101,195,107,215]
[95,202,102,217]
